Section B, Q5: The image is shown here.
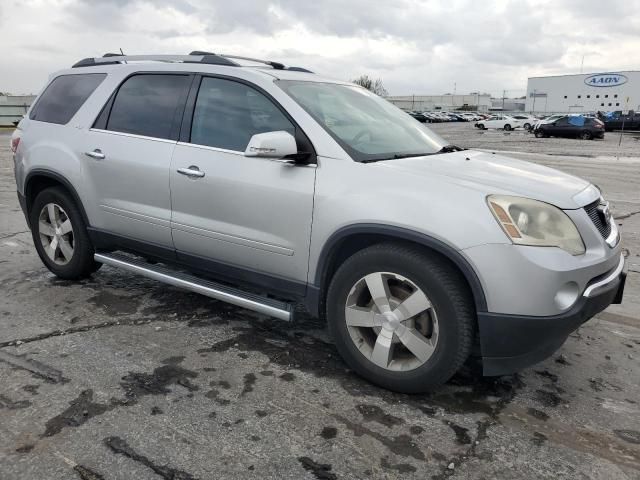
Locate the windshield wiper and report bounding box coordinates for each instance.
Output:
[437,144,465,153]
[362,153,433,163]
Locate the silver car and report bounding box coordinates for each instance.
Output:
[12,53,626,392]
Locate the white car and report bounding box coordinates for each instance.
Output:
[475,115,522,131]
[512,115,537,130]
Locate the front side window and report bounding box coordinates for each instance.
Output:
[277,81,447,162]
[106,74,191,140]
[190,77,295,151]
[30,74,106,125]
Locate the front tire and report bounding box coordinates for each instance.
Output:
[504,124,512,131]
[535,130,546,138]
[30,187,99,280]
[326,243,475,393]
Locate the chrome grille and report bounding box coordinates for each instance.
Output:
[584,199,612,239]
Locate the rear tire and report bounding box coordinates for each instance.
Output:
[30,187,99,280]
[477,124,485,130]
[580,131,593,140]
[504,124,512,131]
[326,243,475,393]
[523,123,531,130]
[535,130,546,138]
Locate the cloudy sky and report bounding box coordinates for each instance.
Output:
[1,0,639,96]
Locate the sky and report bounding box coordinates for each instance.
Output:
[1,0,639,96]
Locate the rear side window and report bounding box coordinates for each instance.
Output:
[106,74,191,140]
[190,77,294,151]
[30,74,106,125]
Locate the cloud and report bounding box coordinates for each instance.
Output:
[0,0,638,96]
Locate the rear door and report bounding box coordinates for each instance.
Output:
[83,73,192,248]
[169,76,316,290]
[549,117,572,137]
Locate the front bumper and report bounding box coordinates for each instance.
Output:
[17,191,29,227]
[478,253,626,376]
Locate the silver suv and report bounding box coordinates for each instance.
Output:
[12,53,626,392]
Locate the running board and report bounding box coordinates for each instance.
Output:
[94,252,293,321]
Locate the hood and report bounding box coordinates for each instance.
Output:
[376,150,598,209]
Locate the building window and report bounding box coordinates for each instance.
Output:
[563,95,567,99]
[614,94,618,98]
[605,94,608,98]
[608,103,612,106]
[601,103,605,106]
[577,95,581,98]
[616,103,620,106]
[596,94,600,98]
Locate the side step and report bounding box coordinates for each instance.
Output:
[94,252,293,321]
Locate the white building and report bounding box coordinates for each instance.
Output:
[525,71,640,114]
[0,94,36,126]
[386,93,492,112]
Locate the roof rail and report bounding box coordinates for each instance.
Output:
[72,53,238,68]
[72,52,313,73]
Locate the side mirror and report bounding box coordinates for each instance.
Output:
[244,131,298,159]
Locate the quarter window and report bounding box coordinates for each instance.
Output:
[106,74,191,140]
[190,77,295,151]
[30,74,106,125]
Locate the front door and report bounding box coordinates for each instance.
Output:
[170,76,316,288]
[82,73,192,247]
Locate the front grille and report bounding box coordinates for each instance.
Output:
[584,199,612,239]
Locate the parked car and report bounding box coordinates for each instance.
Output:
[408,111,428,123]
[475,114,522,130]
[512,115,537,130]
[603,111,640,132]
[531,114,565,132]
[535,115,605,140]
[12,52,625,393]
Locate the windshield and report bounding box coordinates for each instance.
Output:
[277,80,448,162]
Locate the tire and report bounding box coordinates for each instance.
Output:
[477,124,485,130]
[504,124,512,131]
[30,187,100,280]
[523,123,531,130]
[535,130,545,138]
[580,131,593,140]
[326,243,475,393]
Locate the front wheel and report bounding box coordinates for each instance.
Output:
[326,243,475,393]
[535,130,546,138]
[504,124,512,131]
[30,187,100,280]
[523,123,531,130]
[477,124,485,130]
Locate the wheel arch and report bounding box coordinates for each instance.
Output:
[24,169,90,228]
[307,224,487,317]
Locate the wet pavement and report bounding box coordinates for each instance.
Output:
[1,129,639,479]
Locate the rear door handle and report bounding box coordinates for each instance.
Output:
[85,149,105,160]
[177,166,205,178]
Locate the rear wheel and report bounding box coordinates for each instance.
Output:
[326,243,474,393]
[504,124,512,131]
[580,130,593,140]
[523,122,531,130]
[477,124,485,130]
[535,129,546,138]
[30,187,100,279]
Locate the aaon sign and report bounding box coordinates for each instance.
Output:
[584,73,628,88]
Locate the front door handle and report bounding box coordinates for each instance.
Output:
[85,149,105,160]
[177,166,205,178]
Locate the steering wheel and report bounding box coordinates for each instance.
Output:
[352,130,373,144]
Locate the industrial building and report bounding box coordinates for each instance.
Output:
[386,93,491,112]
[525,71,639,114]
[0,94,35,126]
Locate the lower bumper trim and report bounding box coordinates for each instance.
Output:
[478,270,625,376]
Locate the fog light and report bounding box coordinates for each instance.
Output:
[554,282,579,310]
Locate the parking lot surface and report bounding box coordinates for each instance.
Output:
[1,127,639,480]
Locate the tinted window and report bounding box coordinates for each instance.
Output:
[30,74,106,125]
[190,77,295,151]
[555,118,569,126]
[107,74,190,139]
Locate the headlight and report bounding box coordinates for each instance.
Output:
[487,195,585,255]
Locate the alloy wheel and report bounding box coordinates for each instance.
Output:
[344,272,439,371]
[38,203,75,265]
